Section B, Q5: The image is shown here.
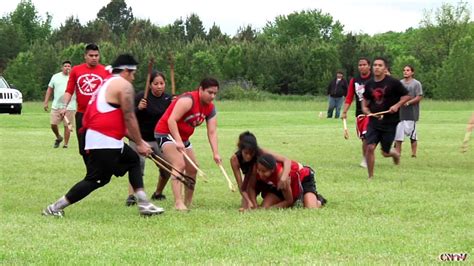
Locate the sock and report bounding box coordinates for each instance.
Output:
[52,196,70,210]
[135,190,147,202]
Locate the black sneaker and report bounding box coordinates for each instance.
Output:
[125,195,137,206]
[151,192,166,201]
[54,136,64,148]
[316,193,327,206]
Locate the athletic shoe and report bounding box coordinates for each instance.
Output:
[42,204,65,217]
[138,200,164,216]
[125,195,137,206]
[316,193,327,206]
[359,158,367,168]
[151,192,166,201]
[63,145,68,148]
[54,136,64,148]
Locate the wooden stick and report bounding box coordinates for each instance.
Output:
[343,118,349,140]
[63,115,73,132]
[143,57,154,99]
[168,52,176,96]
[167,134,208,180]
[147,153,195,190]
[357,110,391,119]
[218,163,236,192]
[368,110,391,117]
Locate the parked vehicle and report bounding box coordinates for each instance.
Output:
[0,76,22,114]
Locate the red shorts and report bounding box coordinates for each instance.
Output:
[356,116,369,139]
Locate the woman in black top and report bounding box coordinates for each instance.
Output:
[126,71,172,206]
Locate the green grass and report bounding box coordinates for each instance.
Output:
[1,100,473,264]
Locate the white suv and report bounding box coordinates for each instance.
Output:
[0,76,22,114]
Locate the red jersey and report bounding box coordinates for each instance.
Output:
[154,90,216,141]
[81,77,126,140]
[345,72,372,116]
[65,63,110,113]
[257,161,309,201]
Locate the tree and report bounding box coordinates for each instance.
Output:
[190,51,220,84]
[166,18,186,43]
[222,45,244,78]
[234,25,257,42]
[50,16,84,45]
[436,36,474,99]
[8,0,51,44]
[97,0,134,36]
[262,9,344,44]
[207,23,228,43]
[0,19,27,72]
[339,32,360,78]
[185,13,206,42]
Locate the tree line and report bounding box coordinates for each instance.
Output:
[0,0,473,100]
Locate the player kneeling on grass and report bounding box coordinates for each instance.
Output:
[248,153,326,209]
[42,54,164,217]
[231,131,294,210]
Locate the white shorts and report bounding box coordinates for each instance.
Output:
[395,120,417,141]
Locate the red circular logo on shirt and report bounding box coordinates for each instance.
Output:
[77,74,104,95]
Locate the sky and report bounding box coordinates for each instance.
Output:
[1,0,472,36]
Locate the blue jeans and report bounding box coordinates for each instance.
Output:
[327,96,344,118]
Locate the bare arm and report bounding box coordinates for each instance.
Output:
[362,98,371,115]
[167,97,192,152]
[206,116,221,163]
[230,155,254,208]
[230,155,244,190]
[271,184,293,208]
[246,166,259,209]
[389,95,411,113]
[405,95,423,106]
[261,148,291,190]
[117,80,150,156]
[43,87,53,111]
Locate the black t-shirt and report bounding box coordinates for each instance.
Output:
[135,91,172,141]
[363,76,408,127]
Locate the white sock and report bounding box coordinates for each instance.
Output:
[135,190,147,202]
[52,196,70,210]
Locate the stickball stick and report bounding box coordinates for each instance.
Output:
[147,152,195,190]
[143,58,155,99]
[218,163,236,192]
[167,134,208,181]
[343,118,349,140]
[357,110,391,119]
[63,115,73,132]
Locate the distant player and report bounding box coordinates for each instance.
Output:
[362,57,410,179]
[341,57,373,168]
[394,65,423,157]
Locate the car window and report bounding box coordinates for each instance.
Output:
[0,77,9,89]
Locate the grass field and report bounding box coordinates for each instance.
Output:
[1,100,473,264]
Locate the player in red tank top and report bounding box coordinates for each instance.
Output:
[230,131,293,211]
[154,78,221,211]
[252,153,327,209]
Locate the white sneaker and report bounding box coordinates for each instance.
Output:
[359,158,367,168]
[138,201,164,216]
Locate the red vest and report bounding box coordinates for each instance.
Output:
[257,161,309,201]
[81,78,126,140]
[155,90,215,141]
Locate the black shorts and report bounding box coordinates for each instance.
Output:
[155,134,191,149]
[85,144,140,184]
[365,122,397,153]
